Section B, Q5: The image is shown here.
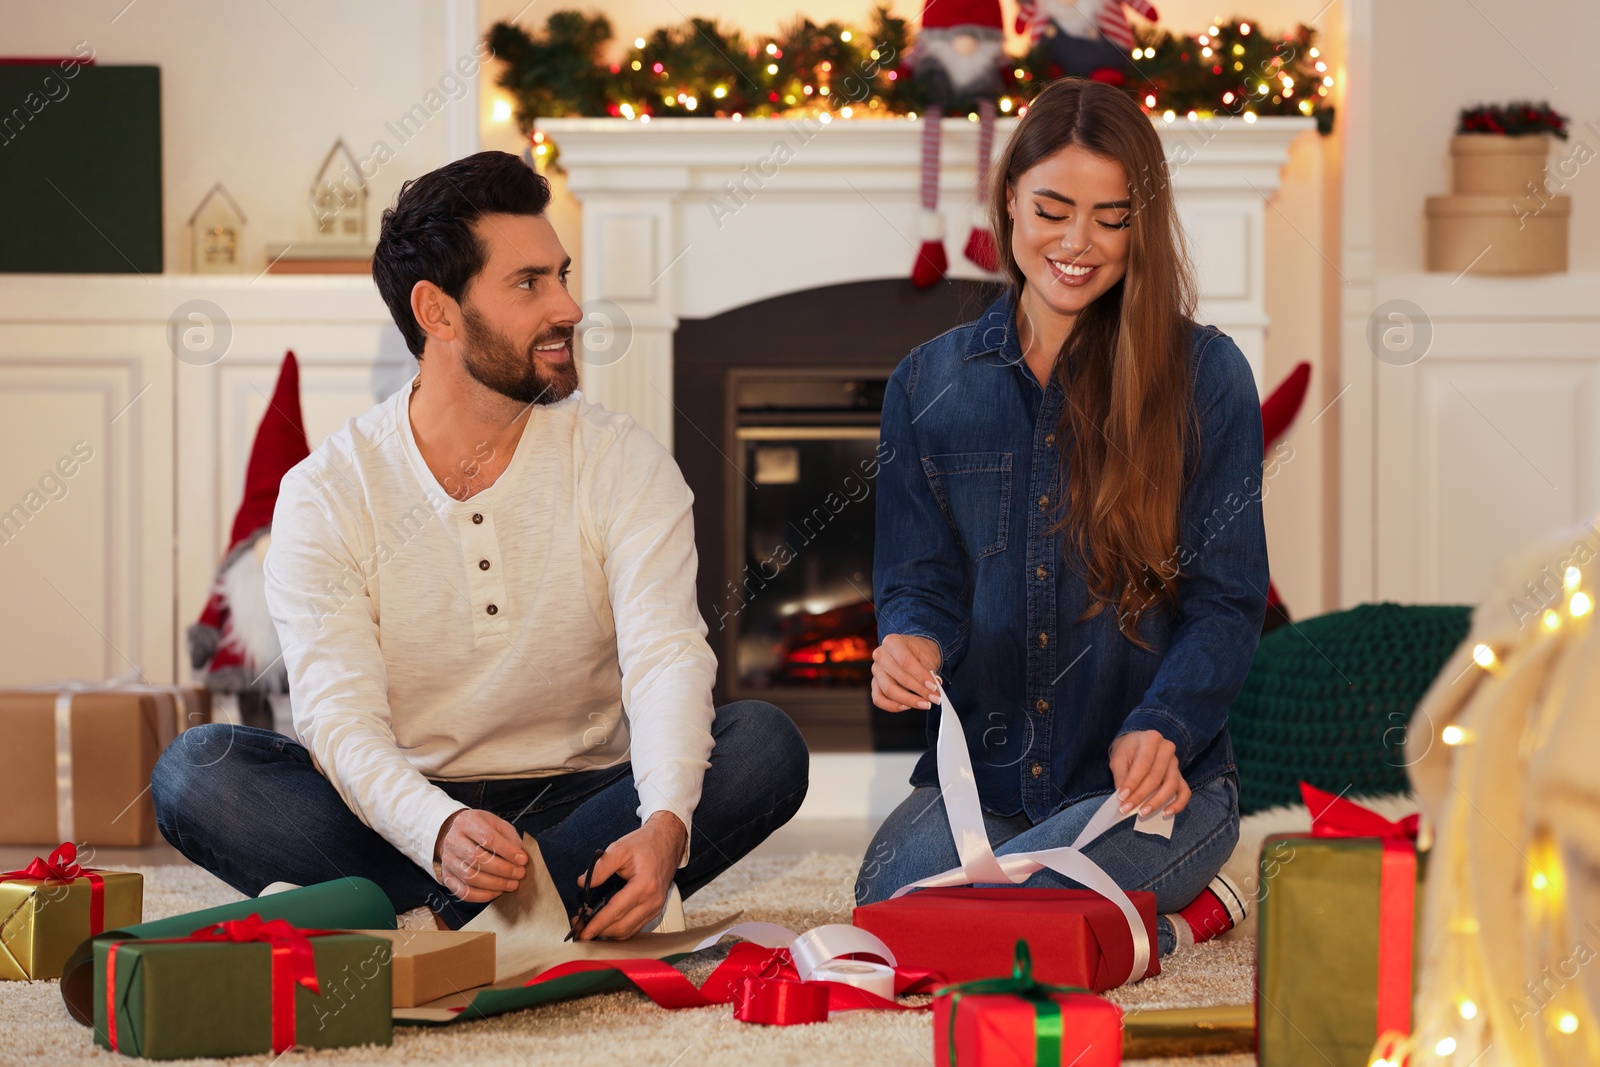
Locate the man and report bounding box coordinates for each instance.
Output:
[152,151,810,938]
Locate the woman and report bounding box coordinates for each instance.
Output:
[855,78,1268,958]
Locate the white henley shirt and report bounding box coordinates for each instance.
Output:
[261,378,717,875]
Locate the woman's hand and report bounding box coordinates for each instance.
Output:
[1108,730,1191,817]
[871,634,942,712]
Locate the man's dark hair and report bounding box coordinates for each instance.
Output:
[372,151,552,357]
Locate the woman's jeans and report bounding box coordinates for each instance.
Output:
[854,773,1241,956]
[152,699,809,929]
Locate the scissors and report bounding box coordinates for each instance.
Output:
[564,847,609,942]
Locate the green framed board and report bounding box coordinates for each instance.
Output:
[0,64,162,273]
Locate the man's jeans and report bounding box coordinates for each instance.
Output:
[152,700,809,929]
[853,773,1240,956]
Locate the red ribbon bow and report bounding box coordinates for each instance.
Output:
[499,941,941,1026]
[1,841,104,936]
[1299,782,1419,1040]
[105,913,336,1053]
[1302,783,1420,841]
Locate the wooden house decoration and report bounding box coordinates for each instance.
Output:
[186,182,247,273]
[309,139,366,243]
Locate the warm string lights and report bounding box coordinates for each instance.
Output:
[1379,558,1595,1066]
[487,10,1337,141]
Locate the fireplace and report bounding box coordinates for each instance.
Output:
[675,277,1000,751]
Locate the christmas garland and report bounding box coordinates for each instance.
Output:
[487,8,1336,139]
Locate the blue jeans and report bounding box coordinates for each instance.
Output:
[152,700,809,929]
[853,773,1240,956]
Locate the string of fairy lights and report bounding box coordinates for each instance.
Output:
[1368,563,1593,1066]
[485,10,1337,165]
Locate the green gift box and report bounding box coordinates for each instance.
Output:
[1256,786,1427,1067]
[93,918,392,1059]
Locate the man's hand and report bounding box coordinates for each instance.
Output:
[871,634,942,712]
[1109,730,1191,818]
[573,811,687,941]
[434,809,528,903]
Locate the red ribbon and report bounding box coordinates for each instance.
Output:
[1,842,104,936]
[105,914,336,1053]
[1300,782,1419,1038]
[511,941,942,1026]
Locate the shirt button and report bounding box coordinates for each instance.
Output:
[1038,495,1049,509]
[1038,633,1048,647]
[1031,763,1043,778]
[1035,565,1047,580]
[472,513,484,525]
[1035,698,1049,713]
[485,604,498,616]
[479,559,491,571]
[1044,434,1056,447]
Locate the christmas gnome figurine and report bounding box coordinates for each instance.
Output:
[1015,0,1159,84]
[188,350,309,719]
[905,0,1008,288]
[1259,360,1311,633]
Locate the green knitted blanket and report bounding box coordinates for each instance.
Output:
[1228,602,1474,814]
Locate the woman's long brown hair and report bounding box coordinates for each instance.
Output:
[987,78,1201,652]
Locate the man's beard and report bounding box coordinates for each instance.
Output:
[459,302,579,407]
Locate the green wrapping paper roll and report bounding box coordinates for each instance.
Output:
[60,877,395,1026]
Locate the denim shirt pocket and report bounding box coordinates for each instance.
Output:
[920,452,1012,560]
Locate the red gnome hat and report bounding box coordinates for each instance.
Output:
[1259,361,1312,633]
[188,351,310,693]
[920,0,1003,30]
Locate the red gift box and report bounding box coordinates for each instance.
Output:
[933,940,1123,1067]
[854,887,1159,991]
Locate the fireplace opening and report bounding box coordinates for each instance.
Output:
[674,277,1001,751]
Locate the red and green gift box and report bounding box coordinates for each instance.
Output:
[93,914,392,1059]
[1256,783,1426,1067]
[933,940,1122,1067]
[855,887,1159,992]
[1,843,141,981]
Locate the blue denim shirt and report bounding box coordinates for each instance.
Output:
[874,287,1269,820]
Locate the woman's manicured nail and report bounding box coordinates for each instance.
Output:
[918,700,932,709]
[1119,803,1131,815]
[1118,789,1129,800]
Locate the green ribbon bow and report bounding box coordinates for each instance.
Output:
[937,939,1093,1067]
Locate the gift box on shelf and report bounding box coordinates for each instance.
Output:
[933,940,1122,1067]
[353,928,495,1008]
[1256,783,1426,1067]
[93,914,392,1059]
[0,683,207,846]
[1,843,141,981]
[854,887,1159,992]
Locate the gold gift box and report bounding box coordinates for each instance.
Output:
[0,868,142,980]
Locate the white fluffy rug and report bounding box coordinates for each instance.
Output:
[1,851,1258,1066]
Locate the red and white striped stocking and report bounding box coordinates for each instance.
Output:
[964,96,1000,271]
[912,110,948,288]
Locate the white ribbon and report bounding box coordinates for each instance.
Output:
[887,683,1171,987]
[25,675,193,842]
[694,921,897,981]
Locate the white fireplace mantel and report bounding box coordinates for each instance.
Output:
[541,114,1316,450]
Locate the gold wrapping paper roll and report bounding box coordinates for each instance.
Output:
[1121,1003,1255,1059]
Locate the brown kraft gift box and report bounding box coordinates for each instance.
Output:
[354,929,496,1008]
[0,686,208,847]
